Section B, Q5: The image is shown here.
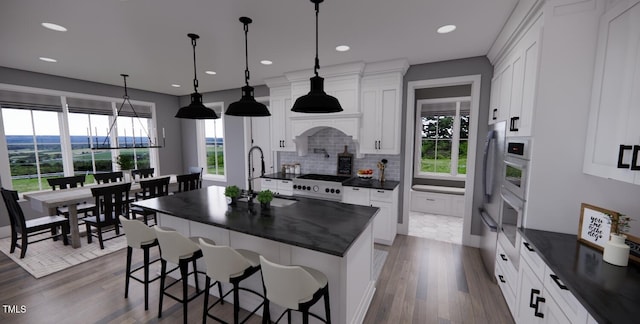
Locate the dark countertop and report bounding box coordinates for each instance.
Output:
[261,173,298,180]
[132,186,379,257]
[519,228,640,324]
[342,178,399,190]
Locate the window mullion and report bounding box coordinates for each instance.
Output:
[451,102,461,176]
[29,110,43,190]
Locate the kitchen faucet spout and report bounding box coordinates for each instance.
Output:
[247,145,265,201]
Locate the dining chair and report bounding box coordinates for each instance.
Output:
[199,238,265,324]
[259,256,331,324]
[176,173,202,193]
[93,171,124,184]
[130,177,170,226]
[1,188,70,258]
[46,175,96,222]
[131,168,155,181]
[188,166,203,180]
[84,182,131,249]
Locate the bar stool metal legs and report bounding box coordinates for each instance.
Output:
[124,242,160,310]
[158,252,204,323]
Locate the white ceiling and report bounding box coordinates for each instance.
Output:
[0,0,517,96]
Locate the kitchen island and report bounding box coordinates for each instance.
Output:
[132,185,379,324]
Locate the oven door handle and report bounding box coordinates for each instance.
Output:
[501,191,524,212]
[504,159,527,171]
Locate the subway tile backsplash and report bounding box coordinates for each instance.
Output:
[279,127,401,181]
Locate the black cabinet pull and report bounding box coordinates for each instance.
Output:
[523,242,535,252]
[498,275,506,283]
[529,288,539,308]
[492,108,498,120]
[550,274,568,290]
[509,116,520,132]
[534,296,546,318]
[500,254,508,261]
[617,144,632,168]
[631,145,640,171]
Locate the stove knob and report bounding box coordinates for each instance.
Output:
[306,186,311,191]
[330,189,335,193]
[336,189,341,194]
[313,185,319,192]
[325,188,330,193]
[302,186,307,190]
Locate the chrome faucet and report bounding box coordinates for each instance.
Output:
[247,145,265,201]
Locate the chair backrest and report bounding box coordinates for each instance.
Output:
[119,216,156,249]
[93,171,124,184]
[138,177,170,199]
[131,168,155,181]
[47,175,86,190]
[154,227,201,264]
[176,173,201,192]
[259,256,322,310]
[188,166,203,180]
[1,188,26,233]
[199,238,251,283]
[91,182,131,225]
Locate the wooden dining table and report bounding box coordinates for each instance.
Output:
[23,174,178,248]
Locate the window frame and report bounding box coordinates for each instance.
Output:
[196,102,226,182]
[0,83,160,193]
[414,96,471,181]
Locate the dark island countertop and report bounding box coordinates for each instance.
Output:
[519,228,640,324]
[342,178,399,190]
[132,186,379,257]
[261,173,298,180]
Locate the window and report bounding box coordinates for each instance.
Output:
[196,103,225,179]
[2,109,63,192]
[0,86,158,193]
[415,97,470,178]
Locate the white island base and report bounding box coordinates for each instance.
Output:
[158,213,376,324]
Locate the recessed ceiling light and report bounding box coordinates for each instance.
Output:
[437,24,457,34]
[335,45,350,52]
[205,70,217,75]
[260,60,273,65]
[171,84,181,88]
[41,22,67,32]
[39,57,57,63]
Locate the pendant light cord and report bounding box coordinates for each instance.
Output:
[192,37,199,93]
[244,22,250,86]
[314,2,320,77]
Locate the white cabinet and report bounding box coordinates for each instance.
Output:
[495,240,518,318]
[409,190,464,217]
[507,16,542,137]
[360,73,403,154]
[342,186,398,245]
[488,15,542,138]
[269,86,295,152]
[584,0,640,185]
[260,178,293,196]
[514,238,591,324]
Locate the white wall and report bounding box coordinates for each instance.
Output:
[525,0,640,236]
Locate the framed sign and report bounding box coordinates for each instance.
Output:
[577,203,619,250]
[625,233,640,264]
[337,146,353,176]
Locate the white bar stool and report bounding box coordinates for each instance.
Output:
[155,227,213,323]
[119,216,161,310]
[199,238,266,324]
[259,256,331,324]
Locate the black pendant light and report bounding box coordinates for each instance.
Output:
[291,0,342,113]
[175,33,219,119]
[226,17,270,117]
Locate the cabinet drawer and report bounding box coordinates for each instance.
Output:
[370,189,393,203]
[261,179,277,190]
[544,266,588,324]
[342,186,370,205]
[495,260,517,317]
[278,180,293,191]
[496,241,517,295]
[520,238,546,282]
[410,191,448,214]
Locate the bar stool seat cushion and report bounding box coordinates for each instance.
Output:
[236,249,260,268]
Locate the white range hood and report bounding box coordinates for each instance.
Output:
[290,113,362,157]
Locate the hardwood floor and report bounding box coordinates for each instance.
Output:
[0,234,513,324]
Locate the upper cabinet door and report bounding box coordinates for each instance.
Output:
[360,73,402,155]
[584,0,640,184]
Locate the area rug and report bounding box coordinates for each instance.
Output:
[0,233,126,279]
[373,248,388,281]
